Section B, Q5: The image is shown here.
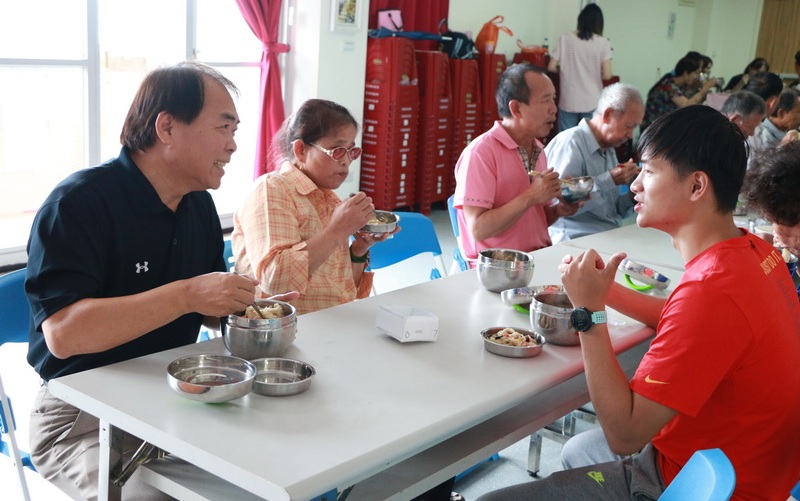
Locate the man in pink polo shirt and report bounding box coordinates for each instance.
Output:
[453,63,579,265]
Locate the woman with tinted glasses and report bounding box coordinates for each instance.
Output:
[232,99,396,314]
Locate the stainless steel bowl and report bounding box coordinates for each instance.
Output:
[477,249,535,293]
[167,354,256,403]
[361,211,399,234]
[481,326,545,358]
[560,176,594,203]
[223,299,297,360]
[250,358,316,397]
[529,285,580,346]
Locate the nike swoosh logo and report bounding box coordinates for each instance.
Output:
[644,374,669,385]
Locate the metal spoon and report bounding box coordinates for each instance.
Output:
[250,302,266,319]
[349,193,392,223]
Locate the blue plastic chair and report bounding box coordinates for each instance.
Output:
[0,268,35,500]
[223,237,235,272]
[446,195,469,272]
[368,212,447,292]
[790,479,800,501]
[659,448,735,501]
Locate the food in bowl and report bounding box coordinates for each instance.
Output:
[477,249,535,292]
[481,326,545,358]
[486,327,542,347]
[560,176,594,203]
[361,211,399,234]
[223,299,298,359]
[243,302,285,320]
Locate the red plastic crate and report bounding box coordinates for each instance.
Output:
[366,37,418,88]
[451,59,481,123]
[415,116,452,214]
[361,38,420,211]
[450,59,482,189]
[416,50,452,116]
[478,53,507,132]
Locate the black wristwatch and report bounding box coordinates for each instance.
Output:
[570,307,607,332]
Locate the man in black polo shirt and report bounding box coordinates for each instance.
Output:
[25,62,295,500]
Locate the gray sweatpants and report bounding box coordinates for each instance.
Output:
[29,385,174,501]
[477,428,665,501]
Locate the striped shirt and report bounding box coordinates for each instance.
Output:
[231,162,356,314]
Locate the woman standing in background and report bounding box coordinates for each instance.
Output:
[548,3,613,132]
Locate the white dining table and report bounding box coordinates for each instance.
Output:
[47,240,681,501]
[560,223,685,272]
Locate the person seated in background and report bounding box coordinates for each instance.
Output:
[232,99,396,315]
[719,89,766,138]
[476,105,800,501]
[684,53,718,98]
[724,56,769,92]
[742,70,784,115]
[452,63,580,265]
[641,55,717,130]
[545,82,643,243]
[25,62,298,501]
[745,141,800,257]
[749,88,800,152]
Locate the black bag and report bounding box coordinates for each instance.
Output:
[438,19,475,59]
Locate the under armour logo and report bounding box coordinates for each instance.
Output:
[135,262,149,274]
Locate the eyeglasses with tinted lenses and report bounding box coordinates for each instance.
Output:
[309,142,362,161]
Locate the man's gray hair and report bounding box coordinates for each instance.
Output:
[720,90,766,118]
[594,82,643,116]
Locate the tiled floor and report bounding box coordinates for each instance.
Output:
[0,207,582,500]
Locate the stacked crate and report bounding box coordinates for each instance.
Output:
[414,50,453,215]
[360,37,420,210]
[478,53,507,133]
[449,59,482,194]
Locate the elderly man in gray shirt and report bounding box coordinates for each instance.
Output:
[545,83,643,243]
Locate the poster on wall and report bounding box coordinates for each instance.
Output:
[331,0,361,32]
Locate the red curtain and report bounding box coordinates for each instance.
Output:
[368,0,449,50]
[235,0,290,177]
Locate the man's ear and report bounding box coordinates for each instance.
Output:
[766,95,780,115]
[508,99,522,118]
[689,171,710,200]
[154,112,173,144]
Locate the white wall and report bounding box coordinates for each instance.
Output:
[283,0,369,197]
[278,0,763,195]
[447,0,764,101]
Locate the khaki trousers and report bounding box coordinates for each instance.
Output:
[29,386,174,501]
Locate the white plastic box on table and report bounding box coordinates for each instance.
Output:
[376,305,439,342]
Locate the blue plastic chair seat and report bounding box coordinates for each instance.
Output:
[368,211,447,283]
[658,448,735,501]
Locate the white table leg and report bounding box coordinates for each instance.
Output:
[99,420,124,501]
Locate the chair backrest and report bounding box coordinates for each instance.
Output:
[659,448,735,501]
[0,268,35,499]
[223,238,235,272]
[368,211,446,281]
[447,195,469,272]
[790,479,800,501]
[0,269,29,345]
